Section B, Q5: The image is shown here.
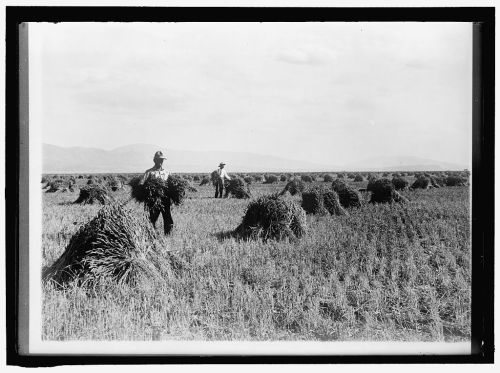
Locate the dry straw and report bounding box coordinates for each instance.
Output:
[210,170,219,186]
[42,204,172,287]
[263,174,279,184]
[323,174,334,182]
[225,178,252,199]
[331,179,361,208]
[279,179,306,196]
[108,177,123,192]
[45,179,66,193]
[236,193,307,240]
[445,175,468,187]
[431,176,447,187]
[74,185,110,205]
[392,176,409,190]
[411,176,431,189]
[130,175,188,213]
[199,176,210,186]
[369,178,408,204]
[301,186,347,216]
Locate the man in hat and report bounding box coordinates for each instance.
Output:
[214,162,231,198]
[140,151,173,235]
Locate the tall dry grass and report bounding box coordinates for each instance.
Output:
[41,176,470,341]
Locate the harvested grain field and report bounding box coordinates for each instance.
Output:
[42,174,470,341]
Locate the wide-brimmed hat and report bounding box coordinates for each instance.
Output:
[219,162,226,167]
[154,151,167,160]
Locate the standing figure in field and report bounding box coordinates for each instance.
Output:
[140,151,174,235]
[213,162,231,198]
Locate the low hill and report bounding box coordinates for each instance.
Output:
[43,144,337,173]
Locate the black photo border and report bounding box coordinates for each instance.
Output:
[5,6,495,366]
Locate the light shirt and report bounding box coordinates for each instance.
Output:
[141,167,169,184]
[217,168,231,181]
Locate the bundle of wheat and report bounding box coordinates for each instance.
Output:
[45,179,66,193]
[323,174,334,182]
[392,177,409,190]
[253,174,264,182]
[225,178,251,199]
[244,176,253,184]
[210,170,219,186]
[74,185,110,205]
[301,186,347,216]
[199,176,210,186]
[331,179,361,208]
[167,176,190,205]
[411,176,431,189]
[130,174,188,211]
[429,177,441,188]
[445,175,468,186]
[280,179,306,196]
[264,174,278,184]
[323,190,348,216]
[301,187,325,214]
[353,175,364,182]
[117,174,129,183]
[369,178,407,204]
[433,176,447,187]
[235,194,306,240]
[42,204,172,287]
[108,178,124,192]
[60,184,76,193]
[301,175,313,183]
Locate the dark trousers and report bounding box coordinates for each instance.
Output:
[215,179,225,198]
[149,199,174,235]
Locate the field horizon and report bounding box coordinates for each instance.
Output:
[42,143,469,174]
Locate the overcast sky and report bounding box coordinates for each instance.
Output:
[32,22,472,166]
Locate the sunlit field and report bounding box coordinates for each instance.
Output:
[41,174,470,341]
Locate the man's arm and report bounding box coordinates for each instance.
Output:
[139,170,150,185]
[223,169,231,180]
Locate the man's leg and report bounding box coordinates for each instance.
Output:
[149,208,160,228]
[218,180,223,198]
[161,207,174,235]
[215,182,219,198]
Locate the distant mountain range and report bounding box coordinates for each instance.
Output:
[42,143,337,174]
[345,156,468,172]
[42,143,468,174]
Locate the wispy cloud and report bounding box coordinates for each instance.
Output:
[34,22,472,167]
[275,45,335,65]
